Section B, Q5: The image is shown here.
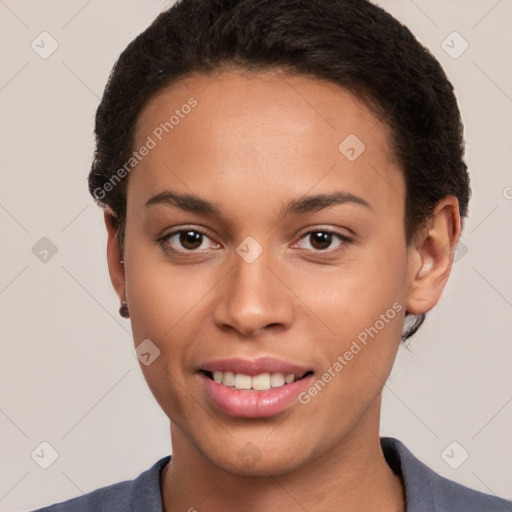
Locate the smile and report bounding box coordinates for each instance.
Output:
[198,358,315,418]
[202,370,313,391]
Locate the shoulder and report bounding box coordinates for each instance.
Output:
[27,455,170,512]
[28,481,133,512]
[381,437,511,512]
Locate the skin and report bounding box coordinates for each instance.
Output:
[104,69,460,511]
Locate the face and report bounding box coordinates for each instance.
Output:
[115,69,419,476]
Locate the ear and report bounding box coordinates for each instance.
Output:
[104,209,126,302]
[406,196,461,315]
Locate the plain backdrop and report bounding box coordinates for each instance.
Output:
[0,1,511,510]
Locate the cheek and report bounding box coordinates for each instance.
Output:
[122,232,214,391]
[126,266,217,386]
[295,235,408,397]
[295,281,405,436]
[301,242,407,341]
[124,260,214,422]
[124,223,215,341]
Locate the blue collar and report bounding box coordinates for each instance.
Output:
[130,437,509,511]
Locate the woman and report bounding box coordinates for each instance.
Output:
[30,0,510,510]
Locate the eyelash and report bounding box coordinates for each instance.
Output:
[156,227,352,256]
[293,230,352,253]
[157,227,219,254]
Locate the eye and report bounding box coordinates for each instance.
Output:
[159,228,219,252]
[295,230,350,252]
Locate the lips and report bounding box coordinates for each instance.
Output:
[198,357,314,418]
[200,357,312,376]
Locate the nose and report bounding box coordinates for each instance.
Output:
[212,249,294,338]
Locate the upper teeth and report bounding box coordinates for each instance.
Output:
[212,371,297,391]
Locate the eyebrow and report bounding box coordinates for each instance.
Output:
[281,191,371,216]
[145,190,371,217]
[145,191,221,214]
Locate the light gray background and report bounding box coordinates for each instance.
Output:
[0,1,511,510]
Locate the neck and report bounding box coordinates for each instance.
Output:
[161,401,405,512]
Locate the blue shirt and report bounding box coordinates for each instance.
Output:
[29,437,510,511]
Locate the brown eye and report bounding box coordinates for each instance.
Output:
[179,230,204,250]
[295,230,349,252]
[309,231,333,250]
[161,229,217,252]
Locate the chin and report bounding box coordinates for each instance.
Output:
[210,446,308,478]
[191,424,323,478]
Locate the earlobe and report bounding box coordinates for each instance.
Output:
[104,209,127,304]
[406,196,461,315]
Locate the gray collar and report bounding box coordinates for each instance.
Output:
[131,437,510,511]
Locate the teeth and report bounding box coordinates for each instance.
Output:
[208,371,303,391]
[252,373,271,390]
[234,373,252,390]
[223,371,235,387]
[270,373,284,388]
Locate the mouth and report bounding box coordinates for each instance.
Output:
[197,357,315,418]
[200,369,314,391]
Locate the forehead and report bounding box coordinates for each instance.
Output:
[129,69,403,217]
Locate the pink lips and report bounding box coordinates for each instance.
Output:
[200,357,310,377]
[198,357,314,418]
